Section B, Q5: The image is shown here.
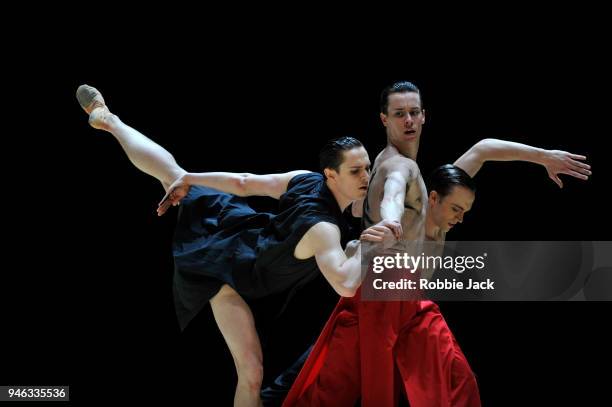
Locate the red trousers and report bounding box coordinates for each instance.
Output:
[282,289,481,407]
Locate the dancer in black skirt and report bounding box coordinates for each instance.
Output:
[76,85,400,407]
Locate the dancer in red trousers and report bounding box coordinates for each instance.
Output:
[281,81,590,407]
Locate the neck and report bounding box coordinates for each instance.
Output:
[326,180,353,212]
[425,213,441,241]
[386,138,418,160]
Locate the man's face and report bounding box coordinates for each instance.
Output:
[326,146,371,201]
[428,186,475,233]
[380,92,425,159]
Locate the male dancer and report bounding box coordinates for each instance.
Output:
[76,85,401,407]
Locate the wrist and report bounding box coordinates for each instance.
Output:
[183,172,194,184]
[535,148,549,166]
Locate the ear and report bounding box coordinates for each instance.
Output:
[428,190,438,205]
[421,108,426,125]
[324,168,337,181]
[380,112,388,127]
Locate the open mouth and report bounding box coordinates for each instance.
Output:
[403,130,417,140]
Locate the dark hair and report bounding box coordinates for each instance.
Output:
[427,164,476,199]
[319,136,364,175]
[380,81,421,114]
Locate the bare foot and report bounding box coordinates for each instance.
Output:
[76,84,115,130]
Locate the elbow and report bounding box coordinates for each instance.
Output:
[474,138,506,155]
[473,138,495,153]
[235,174,251,196]
[465,139,495,167]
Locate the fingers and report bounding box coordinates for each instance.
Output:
[157,199,173,216]
[568,153,587,161]
[360,233,383,242]
[157,187,184,213]
[571,165,591,176]
[550,174,563,188]
[158,190,172,208]
[564,169,589,180]
[157,190,179,216]
[362,220,403,244]
[564,158,591,176]
[569,159,591,170]
[362,227,386,239]
[157,197,171,216]
[362,225,396,241]
[157,203,167,216]
[383,220,403,239]
[394,223,403,239]
[158,196,169,209]
[559,163,591,177]
[375,225,401,240]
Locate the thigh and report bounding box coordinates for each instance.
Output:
[210,284,263,369]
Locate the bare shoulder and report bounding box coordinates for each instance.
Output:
[303,221,341,242]
[295,221,342,259]
[379,155,420,177]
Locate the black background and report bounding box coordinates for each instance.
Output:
[2,15,611,406]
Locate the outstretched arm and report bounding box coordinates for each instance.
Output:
[157,170,311,215]
[453,138,591,187]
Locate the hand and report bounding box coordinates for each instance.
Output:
[360,220,403,249]
[157,174,191,216]
[542,150,591,188]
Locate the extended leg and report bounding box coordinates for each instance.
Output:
[76,85,185,190]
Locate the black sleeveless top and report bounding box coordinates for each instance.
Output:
[172,173,351,330]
